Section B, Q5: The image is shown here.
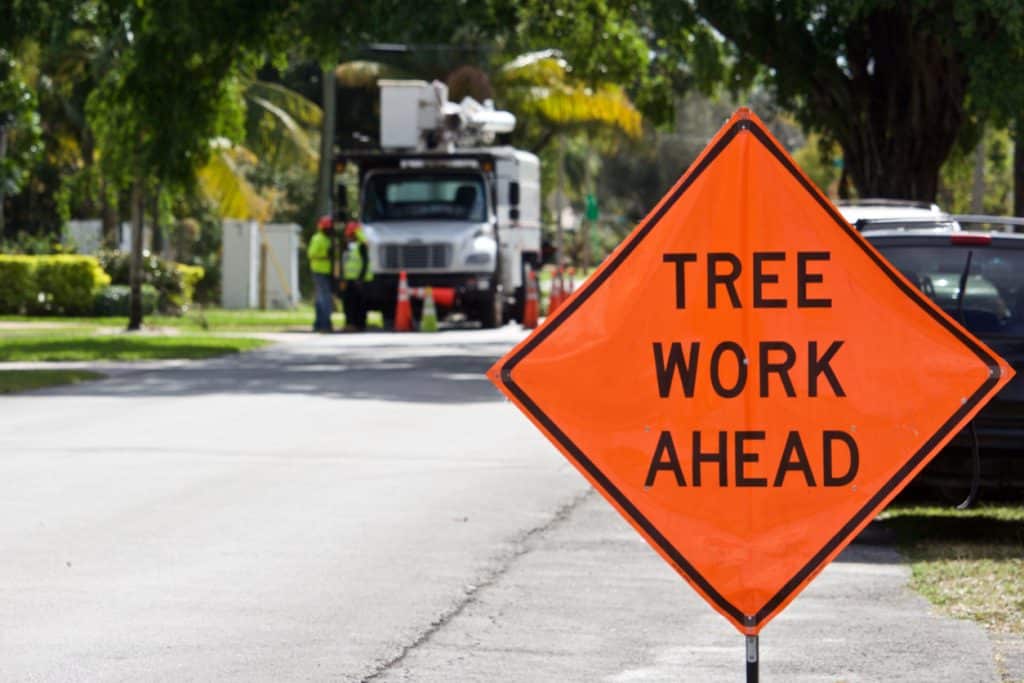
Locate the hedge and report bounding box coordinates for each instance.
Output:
[0,257,35,313]
[0,255,110,315]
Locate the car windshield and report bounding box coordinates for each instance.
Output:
[363,173,487,222]
[873,243,1024,336]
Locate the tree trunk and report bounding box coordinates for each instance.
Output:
[1015,116,1024,216]
[315,60,338,219]
[0,125,8,237]
[832,24,967,203]
[151,184,163,257]
[127,179,145,331]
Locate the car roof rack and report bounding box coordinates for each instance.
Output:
[836,198,941,211]
[953,214,1024,233]
[852,216,960,232]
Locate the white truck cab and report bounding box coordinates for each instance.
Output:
[335,81,541,326]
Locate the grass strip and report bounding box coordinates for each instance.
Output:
[0,307,342,332]
[880,503,1024,635]
[0,369,104,393]
[0,334,268,362]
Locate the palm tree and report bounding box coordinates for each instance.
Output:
[197,77,322,221]
[495,49,642,152]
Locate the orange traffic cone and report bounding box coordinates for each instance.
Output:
[548,266,564,314]
[522,263,539,329]
[566,266,576,296]
[394,270,413,332]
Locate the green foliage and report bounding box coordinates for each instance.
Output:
[0,256,35,313]
[33,254,110,314]
[0,254,110,315]
[939,128,1013,214]
[176,263,205,304]
[0,49,43,198]
[793,134,841,198]
[655,1,1024,201]
[498,51,642,143]
[92,284,159,316]
[95,250,204,314]
[86,1,280,192]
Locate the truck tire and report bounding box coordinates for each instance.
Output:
[511,260,527,324]
[479,285,504,329]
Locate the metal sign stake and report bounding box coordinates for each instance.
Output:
[746,635,759,683]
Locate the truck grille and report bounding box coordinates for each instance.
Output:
[381,243,450,270]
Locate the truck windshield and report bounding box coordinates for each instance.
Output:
[874,243,1024,336]
[363,173,487,222]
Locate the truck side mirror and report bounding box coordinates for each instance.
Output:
[334,182,348,221]
[509,181,520,207]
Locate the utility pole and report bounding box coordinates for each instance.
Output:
[315,59,338,220]
[556,135,565,267]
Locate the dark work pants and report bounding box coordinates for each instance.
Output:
[313,273,334,332]
[343,280,367,330]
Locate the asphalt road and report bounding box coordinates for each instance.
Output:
[0,327,1013,681]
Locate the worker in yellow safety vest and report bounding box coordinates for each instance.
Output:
[307,215,335,332]
[340,220,373,331]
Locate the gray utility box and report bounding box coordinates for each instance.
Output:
[221,221,300,310]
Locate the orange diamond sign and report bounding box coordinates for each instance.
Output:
[488,109,1013,635]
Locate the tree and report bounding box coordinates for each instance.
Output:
[653,1,1024,202]
[87,0,289,330]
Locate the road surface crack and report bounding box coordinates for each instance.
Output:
[361,489,594,681]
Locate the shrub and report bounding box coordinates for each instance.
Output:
[95,250,204,314]
[93,284,159,316]
[0,256,36,314]
[0,255,110,315]
[175,264,205,308]
[32,256,111,315]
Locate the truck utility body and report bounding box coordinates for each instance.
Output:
[335,80,541,327]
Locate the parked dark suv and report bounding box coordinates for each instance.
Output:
[863,227,1024,496]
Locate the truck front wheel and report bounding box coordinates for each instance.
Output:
[479,285,504,329]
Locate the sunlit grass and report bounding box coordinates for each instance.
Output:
[880,504,1024,636]
[0,333,267,361]
[0,369,104,393]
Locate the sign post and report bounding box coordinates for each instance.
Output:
[746,634,758,682]
[488,108,1013,677]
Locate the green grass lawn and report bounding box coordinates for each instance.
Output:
[0,369,105,393]
[880,503,1024,636]
[0,306,358,332]
[0,333,268,361]
[0,305,387,333]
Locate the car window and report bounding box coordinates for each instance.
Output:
[872,243,1024,336]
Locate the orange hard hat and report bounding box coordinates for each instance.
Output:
[317,215,333,230]
[344,221,360,238]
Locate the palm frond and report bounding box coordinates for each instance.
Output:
[196,143,271,220]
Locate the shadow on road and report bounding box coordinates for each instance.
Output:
[35,346,506,404]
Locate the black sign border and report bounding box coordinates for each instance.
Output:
[498,117,1002,630]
